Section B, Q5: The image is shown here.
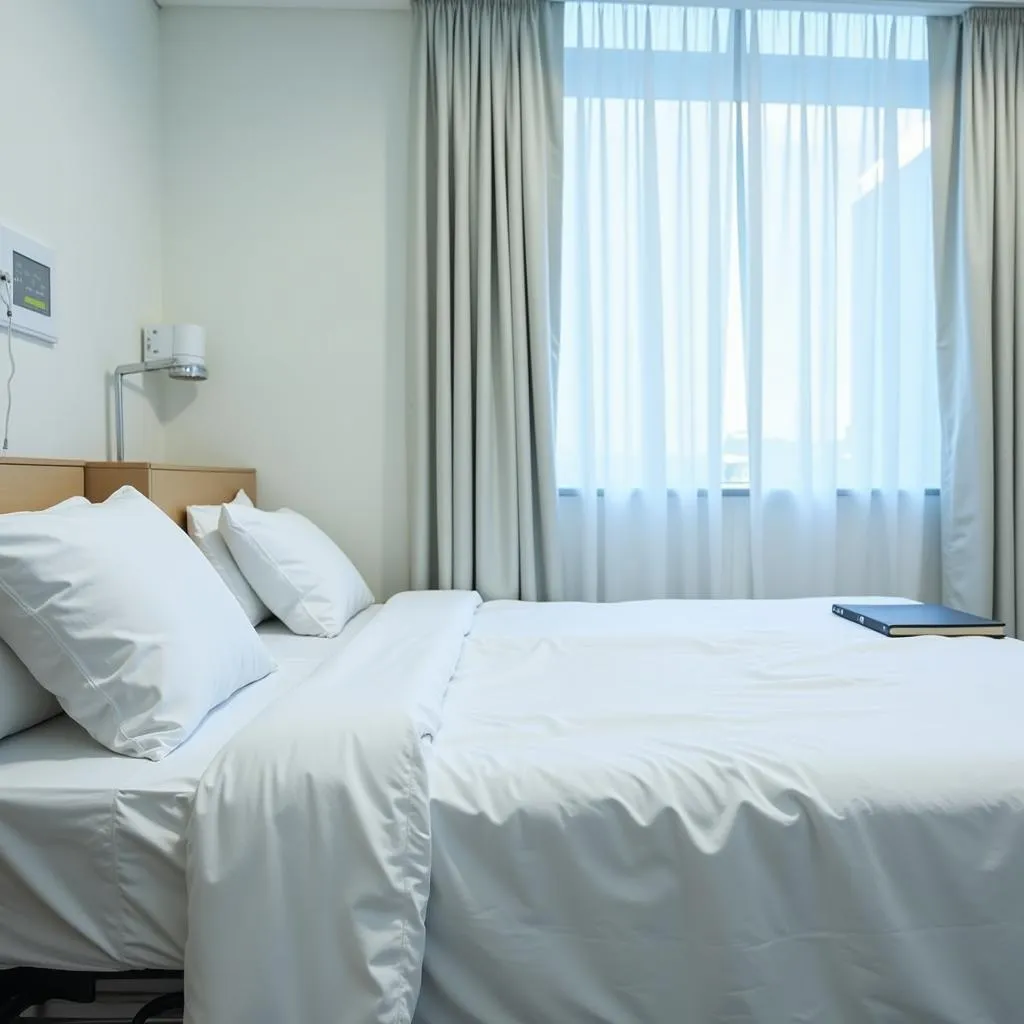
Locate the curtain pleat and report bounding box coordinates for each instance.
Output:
[928,9,1024,633]
[410,0,564,601]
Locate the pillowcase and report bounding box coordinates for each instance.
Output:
[220,505,374,637]
[187,489,270,625]
[0,495,89,741]
[0,486,275,760]
[0,639,61,740]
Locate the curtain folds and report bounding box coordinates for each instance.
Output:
[558,4,939,601]
[928,10,1024,634]
[409,0,564,600]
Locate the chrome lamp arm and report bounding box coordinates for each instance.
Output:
[113,359,176,462]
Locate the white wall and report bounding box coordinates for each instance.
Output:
[1,0,164,462]
[160,8,412,599]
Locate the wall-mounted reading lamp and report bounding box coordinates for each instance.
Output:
[114,324,207,461]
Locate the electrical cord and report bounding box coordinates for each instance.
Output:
[0,275,13,455]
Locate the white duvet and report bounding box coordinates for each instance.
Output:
[184,593,1024,1024]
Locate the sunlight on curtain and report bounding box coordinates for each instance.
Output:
[558,3,939,601]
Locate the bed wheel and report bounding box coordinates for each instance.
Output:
[132,990,184,1023]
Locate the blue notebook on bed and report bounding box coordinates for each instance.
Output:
[832,603,1005,638]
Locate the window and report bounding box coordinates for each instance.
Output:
[556,5,940,493]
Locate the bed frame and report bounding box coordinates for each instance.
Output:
[0,969,182,1023]
[0,458,257,1023]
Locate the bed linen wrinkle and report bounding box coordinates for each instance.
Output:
[0,610,381,973]
[425,793,1024,1023]
[111,789,125,966]
[0,788,120,968]
[415,597,1024,1024]
[183,590,480,1024]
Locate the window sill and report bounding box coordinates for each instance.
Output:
[558,487,941,498]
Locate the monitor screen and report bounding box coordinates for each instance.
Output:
[13,250,51,318]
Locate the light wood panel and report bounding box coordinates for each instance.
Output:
[0,459,86,514]
[84,463,151,506]
[0,460,255,525]
[148,467,256,529]
[85,463,257,529]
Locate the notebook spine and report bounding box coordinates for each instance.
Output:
[832,604,889,636]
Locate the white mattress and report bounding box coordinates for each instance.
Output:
[0,608,379,972]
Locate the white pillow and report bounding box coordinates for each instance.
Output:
[0,495,87,741]
[0,639,61,740]
[187,489,270,625]
[0,486,275,760]
[220,505,374,637]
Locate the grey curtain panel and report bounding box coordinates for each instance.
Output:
[409,0,564,601]
[929,10,1024,633]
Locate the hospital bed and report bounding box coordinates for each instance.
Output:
[3,460,1024,1023]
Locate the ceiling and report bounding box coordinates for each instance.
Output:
[155,0,1024,10]
[157,0,410,9]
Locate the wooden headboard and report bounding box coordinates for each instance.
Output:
[0,460,257,526]
[85,463,257,529]
[0,458,86,514]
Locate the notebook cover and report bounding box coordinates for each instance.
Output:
[834,603,1002,629]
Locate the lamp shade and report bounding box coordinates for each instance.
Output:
[170,324,207,381]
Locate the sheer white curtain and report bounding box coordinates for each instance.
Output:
[558,3,941,601]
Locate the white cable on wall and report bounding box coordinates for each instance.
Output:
[0,274,15,455]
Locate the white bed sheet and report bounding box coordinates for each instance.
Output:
[0,607,379,972]
[418,597,1024,1024]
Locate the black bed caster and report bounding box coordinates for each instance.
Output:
[132,990,185,1023]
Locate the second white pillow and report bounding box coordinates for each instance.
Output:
[187,490,270,626]
[220,505,374,637]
